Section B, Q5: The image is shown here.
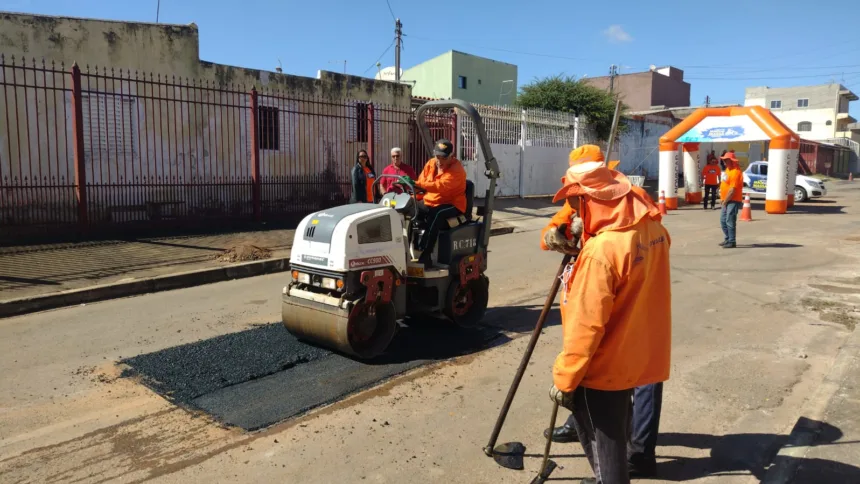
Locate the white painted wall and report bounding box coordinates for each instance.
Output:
[473,142,521,197]
[770,108,837,141]
[520,146,570,197]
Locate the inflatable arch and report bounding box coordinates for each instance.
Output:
[658,106,800,214]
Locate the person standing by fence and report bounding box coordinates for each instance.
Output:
[379,147,416,195]
[350,150,376,204]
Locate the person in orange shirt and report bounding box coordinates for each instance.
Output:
[349,149,376,204]
[545,158,672,483]
[719,151,744,248]
[412,139,467,264]
[701,155,721,210]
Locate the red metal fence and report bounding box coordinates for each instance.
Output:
[0,55,456,241]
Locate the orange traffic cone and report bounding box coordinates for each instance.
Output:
[659,191,667,215]
[740,194,753,222]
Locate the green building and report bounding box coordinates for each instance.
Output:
[403,50,518,106]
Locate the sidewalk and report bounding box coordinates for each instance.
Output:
[0,198,558,314]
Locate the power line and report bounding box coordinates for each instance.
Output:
[363,40,395,75]
[384,0,396,20]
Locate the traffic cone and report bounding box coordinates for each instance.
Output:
[659,191,667,215]
[740,194,753,222]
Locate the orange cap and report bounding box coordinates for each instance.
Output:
[569,145,605,166]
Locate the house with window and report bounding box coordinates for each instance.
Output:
[402,50,518,106]
[744,83,859,143]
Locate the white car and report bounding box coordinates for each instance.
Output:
[743,161,827,202]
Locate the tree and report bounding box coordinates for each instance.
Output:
[516,75,623,141]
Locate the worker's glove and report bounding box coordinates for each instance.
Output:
[397,175,415,187]
[549,385,575,411]
[544,222,581,255]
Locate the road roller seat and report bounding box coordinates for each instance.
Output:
[446,180,475,229]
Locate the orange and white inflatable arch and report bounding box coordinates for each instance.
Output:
[658,106,800,214]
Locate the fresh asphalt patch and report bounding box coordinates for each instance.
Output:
[121,320,510,431]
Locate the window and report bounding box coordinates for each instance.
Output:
[797,121,812,132]
[770,100,782,109]
[257,106,279,151]
[797,98,809,108]
[826,120,832,126]
[81,94,136,162]
[349,102,369,143]
[357,216,392,244]
[759,164,768,176]
[458,76,467,89]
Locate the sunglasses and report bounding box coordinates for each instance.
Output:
[392,155,401,158]
[359,155,368,159]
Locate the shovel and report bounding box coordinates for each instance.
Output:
[483,254,572,470]
[530,401,560,484]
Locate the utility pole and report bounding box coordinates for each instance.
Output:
[394,18,402,83]
[705,95,711,107]
[609,64,618,94]
[156,0,161,23]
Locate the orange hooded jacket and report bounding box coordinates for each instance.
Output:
[551,188,671,393]
[417,157,467,213]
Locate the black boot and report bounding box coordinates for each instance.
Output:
[628,453,658,477]
[543,423,579,443]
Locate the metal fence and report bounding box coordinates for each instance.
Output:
[0,55,452,240]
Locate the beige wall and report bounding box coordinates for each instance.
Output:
[0,12,411,220]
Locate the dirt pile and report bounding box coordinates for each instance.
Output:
[215,245,272,263]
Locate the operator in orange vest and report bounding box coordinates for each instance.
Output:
[540,146,672,482]
[701,154,721,210]
[411,139,467,265]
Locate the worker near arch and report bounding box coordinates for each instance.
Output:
[719,151,744,249]
[542,145,672,481]
[412,139,466,264]
[702,154,721,210]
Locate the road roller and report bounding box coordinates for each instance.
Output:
[282,99,501,359]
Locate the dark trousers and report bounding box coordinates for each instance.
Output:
[561,382,664,463]
[415,202,461,261]
[569,387,633,484]
[703,184,719,209]
[720,201,742,244]
[628,382,663,460]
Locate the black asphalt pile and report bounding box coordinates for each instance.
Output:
[121,323,331,403]
[122,321,507,431]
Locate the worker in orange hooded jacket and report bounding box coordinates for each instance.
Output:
[542,146,671,483]
[412,138,467,265]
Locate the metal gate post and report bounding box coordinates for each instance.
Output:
[249,88,261,221]
[70,63,88,226]
[367,103,375,164]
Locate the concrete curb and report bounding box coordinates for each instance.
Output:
[0,226,516,318]
[760,325,860,484]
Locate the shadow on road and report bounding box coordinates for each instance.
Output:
[735,243,802,249]
[656,420,860,482]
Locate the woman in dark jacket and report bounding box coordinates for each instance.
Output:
[350,149,376,203]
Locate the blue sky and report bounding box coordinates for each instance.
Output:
[3,0,860,115]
